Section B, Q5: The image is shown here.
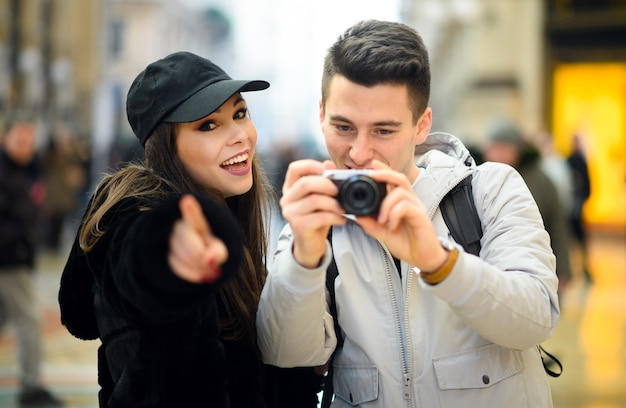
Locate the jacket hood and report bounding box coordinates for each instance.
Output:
[413,132,476,218]
[415,132,476,167]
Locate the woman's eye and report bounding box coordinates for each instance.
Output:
[234,108,249,120]
[198,121,216,131]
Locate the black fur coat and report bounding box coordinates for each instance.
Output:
[59,193,247,407]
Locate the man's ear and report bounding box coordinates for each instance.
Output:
[319,100,325,126]
[414,107,433,145]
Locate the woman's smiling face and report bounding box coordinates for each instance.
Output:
[176,93,257,198]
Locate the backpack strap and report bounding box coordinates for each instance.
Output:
[539,345,563,378]
[326,228,343,348]
[321,227,341,408]
[440,174,482,256]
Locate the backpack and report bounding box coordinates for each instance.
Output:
[320,173,562,408]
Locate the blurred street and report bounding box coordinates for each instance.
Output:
[0,230,624,408]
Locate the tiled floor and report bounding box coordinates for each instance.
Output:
[0,248,100,407]
[544,231,626,408]
[0,230,624,407]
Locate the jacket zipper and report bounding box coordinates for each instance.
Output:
[371,168,470,407]
[404,267,415,408]
[378,241,414,407]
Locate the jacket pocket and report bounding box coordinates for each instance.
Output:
[333,364,378,406]
[433,343,524,390]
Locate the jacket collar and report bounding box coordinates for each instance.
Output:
[413,132,475,218]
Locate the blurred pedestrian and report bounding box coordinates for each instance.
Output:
[567,133,592,283]
[483,118,572,291]
[41,123,87,253]
[58,51,322,407]
[538,130,573,217]
[0,114,64,407]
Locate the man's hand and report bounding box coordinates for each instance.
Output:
[355,161,448,272]
[168,194,228,283]
[280,159,346,268]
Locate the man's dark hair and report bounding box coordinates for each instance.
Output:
[321,19,431,123]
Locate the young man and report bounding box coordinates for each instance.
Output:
[257,20,559,407]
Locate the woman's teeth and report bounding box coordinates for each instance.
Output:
[221,153,248,167]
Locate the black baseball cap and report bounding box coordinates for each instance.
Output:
[126,51,270,146]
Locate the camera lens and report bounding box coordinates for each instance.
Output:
[338,175,384,216]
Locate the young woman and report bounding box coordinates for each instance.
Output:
[58,51,320,407]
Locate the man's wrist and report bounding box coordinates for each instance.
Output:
[293,244,324,269]
[420,239,459,285]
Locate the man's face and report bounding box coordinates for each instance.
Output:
[320,75,431,183]
[483,141,519,167]
[3,123,36,166]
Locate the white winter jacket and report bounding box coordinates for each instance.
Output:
[257,133,560,408]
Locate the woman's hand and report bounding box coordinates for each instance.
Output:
[168,194,228,283]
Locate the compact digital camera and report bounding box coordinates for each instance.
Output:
[323,169,386,216]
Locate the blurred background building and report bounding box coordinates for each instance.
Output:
[1,0,624,232]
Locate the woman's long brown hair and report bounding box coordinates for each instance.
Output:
[79,123,274,348]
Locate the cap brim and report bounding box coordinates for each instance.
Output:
[163,79,269,123]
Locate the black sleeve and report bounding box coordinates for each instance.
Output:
[264,365,324,408]
[58,231,100,340]
[105,194,244,323]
